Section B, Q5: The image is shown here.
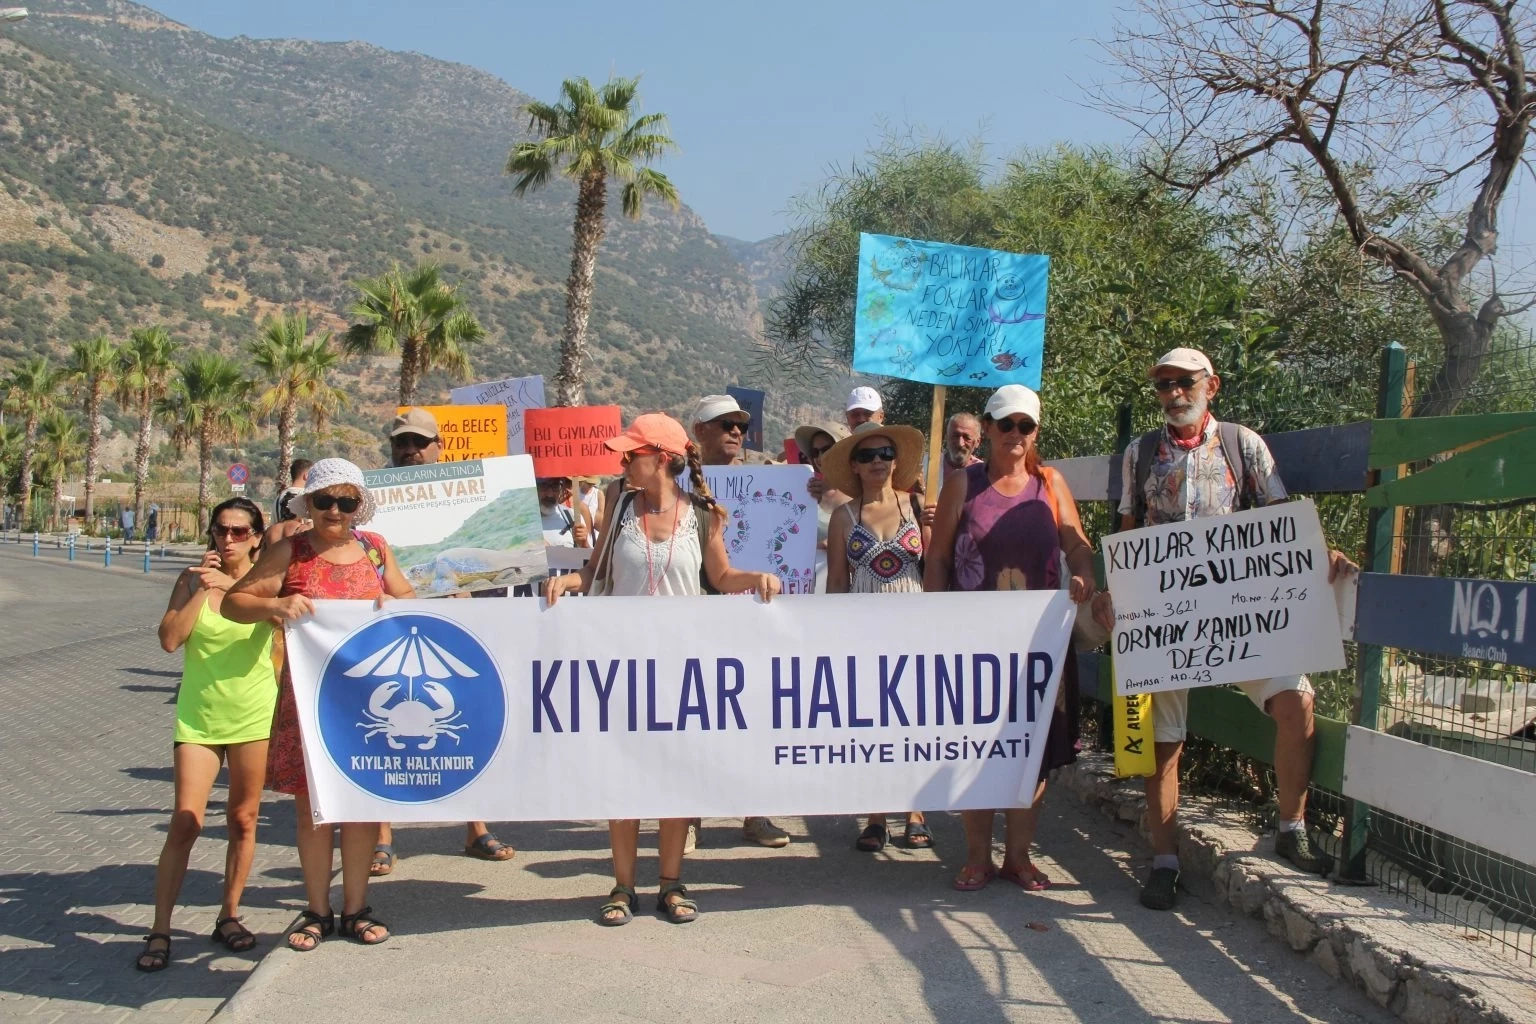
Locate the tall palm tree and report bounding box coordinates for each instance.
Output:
[342,263,485,406]
[159,353,252,532]
[3,356,65,525]
[35,411,84,532]
[507,75,679,406]
[250,313,348,490]
[0,422,23,527]
[67,335,120,522]
[117,326,178,529]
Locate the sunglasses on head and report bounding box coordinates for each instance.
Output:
[1152,373,1207,393]
[391,433,438,450]
[993,417,1037,435]
[852,445,898,464]
[309,494,361,514]
[211,524,254,540]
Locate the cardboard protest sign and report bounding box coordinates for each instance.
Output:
[364,455,545,596]
[783,438,802,466]
[726,386,766,452]
[703,465,817,595]
[1103,499,1345,696]
[523,406,623,478]
[853,232,1048,389]
[399,405,507,462]
[450,374,545,455]
[284,589,1076,822]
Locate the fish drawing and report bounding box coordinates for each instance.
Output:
[868,251,924,291]
[991,351,1029,372]
[936,362,966,377]
[969,371,989,381]
[988,303,1045,325]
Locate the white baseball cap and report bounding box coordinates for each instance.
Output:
[984,384,1042,426]
[691,394,750,426]
[846,386,883,412]
[1149,347,1215,378]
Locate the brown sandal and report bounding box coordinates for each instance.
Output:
[339,906,390,945]
[285,909,333,952]
[135,932,171,972]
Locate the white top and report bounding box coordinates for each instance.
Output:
[607,498,703,597]
[541,505,575,548]
[581,485,601,520]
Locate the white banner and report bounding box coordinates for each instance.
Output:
[450,374,545,456]
[284,591,1075,823]
[703,465,817,595]
[1103,499,1345,695]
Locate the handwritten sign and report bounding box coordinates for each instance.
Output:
[726,386,766,452]
[399,406,507,463]
[853,233,1048,389]
[523,406,623,478]
[450,374,545,455]
[1103,500,1344,695]
[703,465,817,595]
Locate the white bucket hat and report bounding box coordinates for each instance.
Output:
[290,457,377,526]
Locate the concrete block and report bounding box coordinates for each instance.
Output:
[1349,937,1400,1007]
[1310,937,1343,979]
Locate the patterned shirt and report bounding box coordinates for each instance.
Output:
[1118,416,1287,526]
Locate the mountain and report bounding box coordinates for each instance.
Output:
[3,0,791,475]
[716,233,797,305]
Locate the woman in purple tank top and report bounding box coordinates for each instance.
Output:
[925,386,1101,893]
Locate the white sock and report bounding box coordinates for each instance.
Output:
[1278,818,1304,833]
[1153,854,1180,872]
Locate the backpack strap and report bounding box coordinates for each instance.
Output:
[1131,429,1161,528]
[589,490,636,590]
[1216,421,1256,510]
[351,530,387,583]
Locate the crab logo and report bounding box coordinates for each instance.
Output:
[315,613,505,803]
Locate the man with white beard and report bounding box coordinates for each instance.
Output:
[1109,348,1355,912]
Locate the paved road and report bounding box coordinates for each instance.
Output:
[0,548,1399,1023]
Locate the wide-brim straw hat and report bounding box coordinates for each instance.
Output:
[820,422,925,495]
[793,422,848,464]
[290,457,377,526]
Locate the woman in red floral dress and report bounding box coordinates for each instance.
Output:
[225,459,414,952]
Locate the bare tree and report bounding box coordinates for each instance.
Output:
[1103,0,1536,417]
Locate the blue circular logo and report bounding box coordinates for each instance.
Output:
[315,612,505,803]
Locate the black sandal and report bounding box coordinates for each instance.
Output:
[285,909,334,953]
[135,932,171,972]
[211,915,257,953]
[339,906,390,945]
[598,884,637,927]
[855,822,889,852]
[656,878,698,924]
[903,821,934,850]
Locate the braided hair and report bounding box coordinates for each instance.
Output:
[683,443,727,520]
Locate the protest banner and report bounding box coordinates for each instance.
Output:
[1103,499,1346,696]
[283,589,1076,822]
[523,405,623,478]
[399,405,508,462]
[450,374,545,455]
[783,438,801,466]
[364,455,545,596]
[852,233,1049,391]
[726,385,766,452]
[703,465,817,595]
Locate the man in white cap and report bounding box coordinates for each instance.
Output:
[845,386,885,431]
[691,394,751,467]
[1110,348,1355,911]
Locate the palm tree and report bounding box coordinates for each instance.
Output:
[67,335,120,522]
[507,75,679,406]
[342,263,485,405]
[159,353,252,532]
[3,356,65,526]
[0,422,22,527]
[250,313,348,490]
[117,326,177,529]
[35,411,85,532]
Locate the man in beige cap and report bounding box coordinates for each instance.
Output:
[1110,348,1355,911]
[690,394,751,467]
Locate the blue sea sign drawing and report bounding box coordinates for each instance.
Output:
[316,612,505,803]
[853,233,1048,389]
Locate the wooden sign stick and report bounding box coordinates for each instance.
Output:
[925,384,947,498]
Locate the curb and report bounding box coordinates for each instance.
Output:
[1057,753,1535,1024]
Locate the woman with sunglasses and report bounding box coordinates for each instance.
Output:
[545,413,780,926]
[225,459,414,952]
[138,498,276,971]
[924,385,1097,892]
[820,423,934,852]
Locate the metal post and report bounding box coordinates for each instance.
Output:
[104,536,111,568]
[67,534,75,562]
[1338,341,1407,883]
[143,546,151,574]
[31,531,38,556]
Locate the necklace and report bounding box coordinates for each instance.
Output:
[642,496,682,596]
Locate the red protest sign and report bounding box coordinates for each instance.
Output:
[523,405,624,478]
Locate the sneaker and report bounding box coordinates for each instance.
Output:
[1139,867,1179,911]
[684,819,698,855]
[1276,828,1335,876]
[742,816,790,848]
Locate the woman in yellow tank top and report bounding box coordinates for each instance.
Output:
[136,498,277,972]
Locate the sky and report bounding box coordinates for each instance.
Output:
[142,0,1135,242]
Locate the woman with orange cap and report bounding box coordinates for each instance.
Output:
[545,413,780,926]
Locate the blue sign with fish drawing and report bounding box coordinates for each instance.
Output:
[852,233,1048,389]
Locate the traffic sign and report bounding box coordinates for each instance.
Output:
[231,484,246,494]
[227,463,249,485]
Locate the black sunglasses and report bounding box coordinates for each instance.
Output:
[852,445,898,464]
[1152,373,1207,393]
[994,417,1037,435]
[391,433,439,450]
[309,494,361,514]
[711,418,747,434]
[810,445,834,459]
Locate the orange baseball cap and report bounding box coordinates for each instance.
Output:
[604,412,691,457]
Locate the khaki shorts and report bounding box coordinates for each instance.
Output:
[1150,676,1313,744]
